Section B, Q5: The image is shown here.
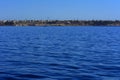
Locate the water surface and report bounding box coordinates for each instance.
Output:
[0,26,120,80]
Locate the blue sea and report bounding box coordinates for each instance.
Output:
[0,26,120,80]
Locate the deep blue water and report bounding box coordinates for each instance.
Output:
[0,26,120,80]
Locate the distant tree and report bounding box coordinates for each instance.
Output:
[4,21,14,26]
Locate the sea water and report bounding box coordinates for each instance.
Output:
[0,26,120,80]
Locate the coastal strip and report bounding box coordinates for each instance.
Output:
[0,20,120,26]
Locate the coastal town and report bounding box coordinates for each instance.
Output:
[0,20,120,26]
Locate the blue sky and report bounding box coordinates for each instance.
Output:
[0,0,120,20]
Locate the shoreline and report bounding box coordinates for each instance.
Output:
[0,25,120,27]
[1,20,120,26]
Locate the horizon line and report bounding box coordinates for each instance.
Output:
[0,19,120,21]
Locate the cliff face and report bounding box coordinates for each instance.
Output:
[0,20,120,26]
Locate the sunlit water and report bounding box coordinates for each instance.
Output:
[0,26,120,80]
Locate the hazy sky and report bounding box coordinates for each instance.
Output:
[0,0,120,20]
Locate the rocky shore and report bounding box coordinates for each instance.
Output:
[0,20,120,26]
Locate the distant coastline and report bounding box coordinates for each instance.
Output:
[0,20,120,26]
